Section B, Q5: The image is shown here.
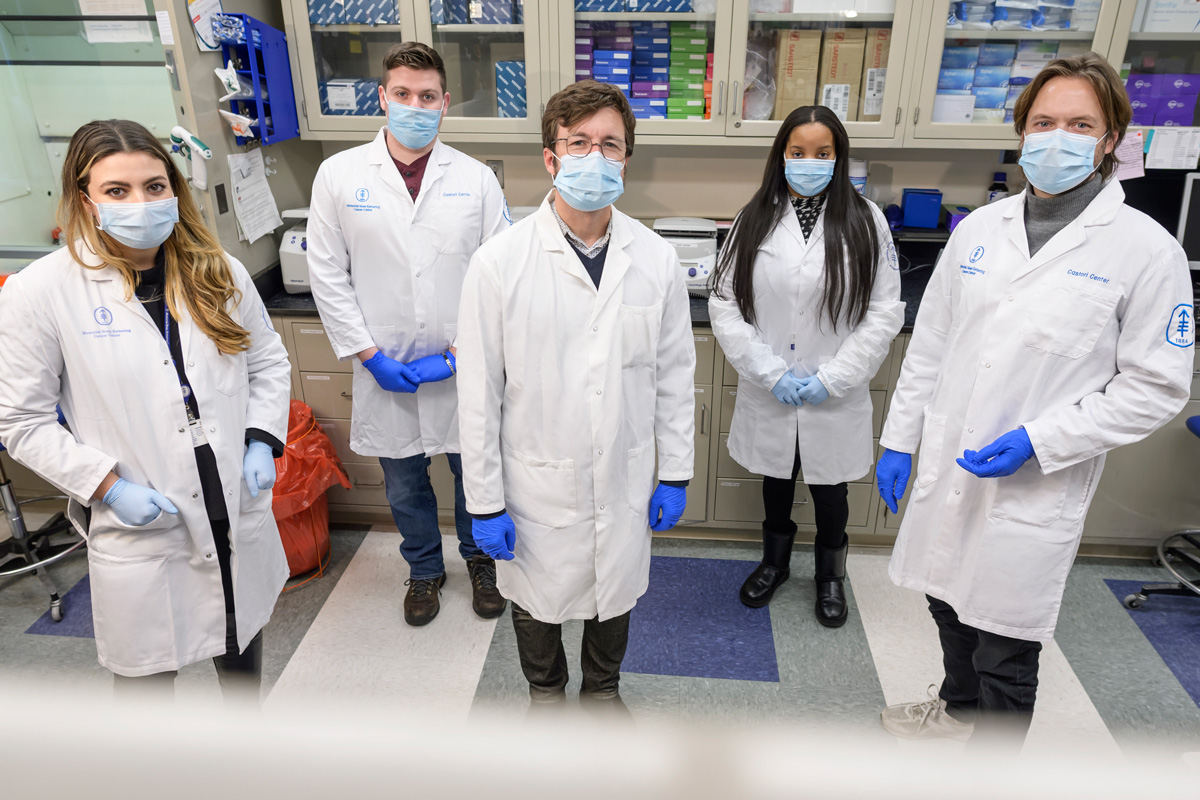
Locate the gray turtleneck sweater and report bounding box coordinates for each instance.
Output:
[1023,174,1105,257]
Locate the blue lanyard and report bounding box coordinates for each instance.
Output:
[162,308,196,420]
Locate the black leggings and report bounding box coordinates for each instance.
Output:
[762,448,849,549]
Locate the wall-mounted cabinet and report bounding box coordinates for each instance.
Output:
[280,0,1197,148]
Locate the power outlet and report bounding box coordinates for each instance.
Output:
[486,159,504,188]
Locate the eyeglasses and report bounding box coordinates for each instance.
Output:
[552,137,627,163]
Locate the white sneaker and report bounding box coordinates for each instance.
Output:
[881,685,975,741]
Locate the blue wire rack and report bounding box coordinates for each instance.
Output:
[214,14,299,146]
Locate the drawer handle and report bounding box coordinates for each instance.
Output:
[793,499,809,507]
[340,391,353,399]
[699,403,707,435]
[352,479,383,488]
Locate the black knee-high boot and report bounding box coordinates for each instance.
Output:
[739,522,796,608]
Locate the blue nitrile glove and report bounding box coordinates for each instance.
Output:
[102,478,179,527]
[795,375,830,406]
[243,439,276,498]
[406,351,455,384]
[771,373,805,406]
[956,428,1035,478]
[473,512,516,561]
[875,449,912,514]
[649,483,687,531]
[363,351,419,393]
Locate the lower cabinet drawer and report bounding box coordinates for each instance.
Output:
[316,417,372,466]
[714,480,872,527]
[717,434,879,485]
[326,463,389,507]
[301,372,353,419]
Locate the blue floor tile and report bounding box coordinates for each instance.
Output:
[624,556,778,682]
[25,575,94,638]
[1105,579,1200,707]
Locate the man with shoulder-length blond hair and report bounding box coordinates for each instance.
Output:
[874,52,1193,745]
[456,81,695,714]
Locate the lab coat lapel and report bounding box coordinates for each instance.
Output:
[533,194,597,293]
[778,197,808,252]
[593,211,633,323]
[413,139,448,216]
[369,128,413,204]
[1009,179,1124,282]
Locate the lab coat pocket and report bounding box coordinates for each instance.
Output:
[915,410,948,488]
[626,440,657,515]
[444,323,458,351]
[502,448,577,528]
[87,548,172,669]
[1020,283,1119,359]
[988,463,1070,526]
[211,349,249,397]
[970,515,1078,631]
[620,303,662,368]
[368,324,399,358]
[88,503,187,561]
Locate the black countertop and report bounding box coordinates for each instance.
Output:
[265,274,932,331]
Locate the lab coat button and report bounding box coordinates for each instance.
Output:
[188,361,194,367]
[192,493,198,499]
[596,389,602,395]
[955,489,961,495]
[420,323,426,329]
[1008,296,1014,301]
[209,426,216,432]
[968,427,974,433]
[415,272,421,277]
[205,553,213,560]
[163,360,170,366]
[593,326,598,332]
[600,504,605,510]
[178,427,185,433]
[598,449,603,455]
[983,362,991,368]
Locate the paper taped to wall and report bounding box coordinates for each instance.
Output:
[227,149,283,244]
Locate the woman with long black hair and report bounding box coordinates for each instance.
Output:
[709,106,903,626]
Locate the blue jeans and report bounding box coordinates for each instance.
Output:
[379,452,480,579]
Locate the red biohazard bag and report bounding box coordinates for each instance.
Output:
[272,400,351,579]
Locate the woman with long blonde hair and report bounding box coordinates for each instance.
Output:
[0,119,292,697]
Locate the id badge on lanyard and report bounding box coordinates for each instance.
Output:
[164,310,208,447]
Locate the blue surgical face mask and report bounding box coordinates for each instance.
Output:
[89,196,179,250]
[1018,129,1106,196]
[553,151,625,213]
[784,158,835,197]
[387,100,442,150]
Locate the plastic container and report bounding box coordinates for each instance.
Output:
[849,159,868,195]
[986,172,1010,204]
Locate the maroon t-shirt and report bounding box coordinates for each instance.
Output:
[391,151,431,200]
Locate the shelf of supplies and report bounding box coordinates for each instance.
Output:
[1127,32,1200,42]
[944,29,1095,40]
[749,13,896,23]
[576,12,716,22]
[311,24,403,33]
[433,23,525,33]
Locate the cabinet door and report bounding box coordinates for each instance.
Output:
[724,0,920,143]
[680,383,712,523]
[286,0,421,135]
[909,0,1123,145]
[1105,0,1200,133]
[412,0,546,134]
[550,0,736,136]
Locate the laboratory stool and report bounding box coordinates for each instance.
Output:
[1122,416,1200,610]
[0,435,85,622]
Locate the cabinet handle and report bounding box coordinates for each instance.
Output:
[732,81,740,120]
[699,403,707,435]
[717,80,725,116]
[793,498,809,507]
[340,391,353,399]
[352,479,384,488]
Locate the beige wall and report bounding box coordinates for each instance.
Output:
[322,136,1023,219]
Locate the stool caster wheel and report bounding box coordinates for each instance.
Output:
[50,601,63,623]
[1123,593,1147,610]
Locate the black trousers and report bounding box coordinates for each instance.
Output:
[511,602,631,701]
[762,447,849,549]
[112,518,262,700]
[928,595,1042,740]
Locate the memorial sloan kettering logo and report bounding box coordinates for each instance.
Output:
[347,186,379,212]
[960,246,986,277]
[83,306,130,339]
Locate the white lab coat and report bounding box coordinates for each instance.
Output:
[307,131,509,459]
[710,199,904,484]
[0,245,291,676]
[881,179,1193,642]
[457,195,696,623]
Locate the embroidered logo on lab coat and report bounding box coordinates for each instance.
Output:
[1167,304,1194,348]
[969,246,985,263]
[355,188,370,202]
[94,307,112,326]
